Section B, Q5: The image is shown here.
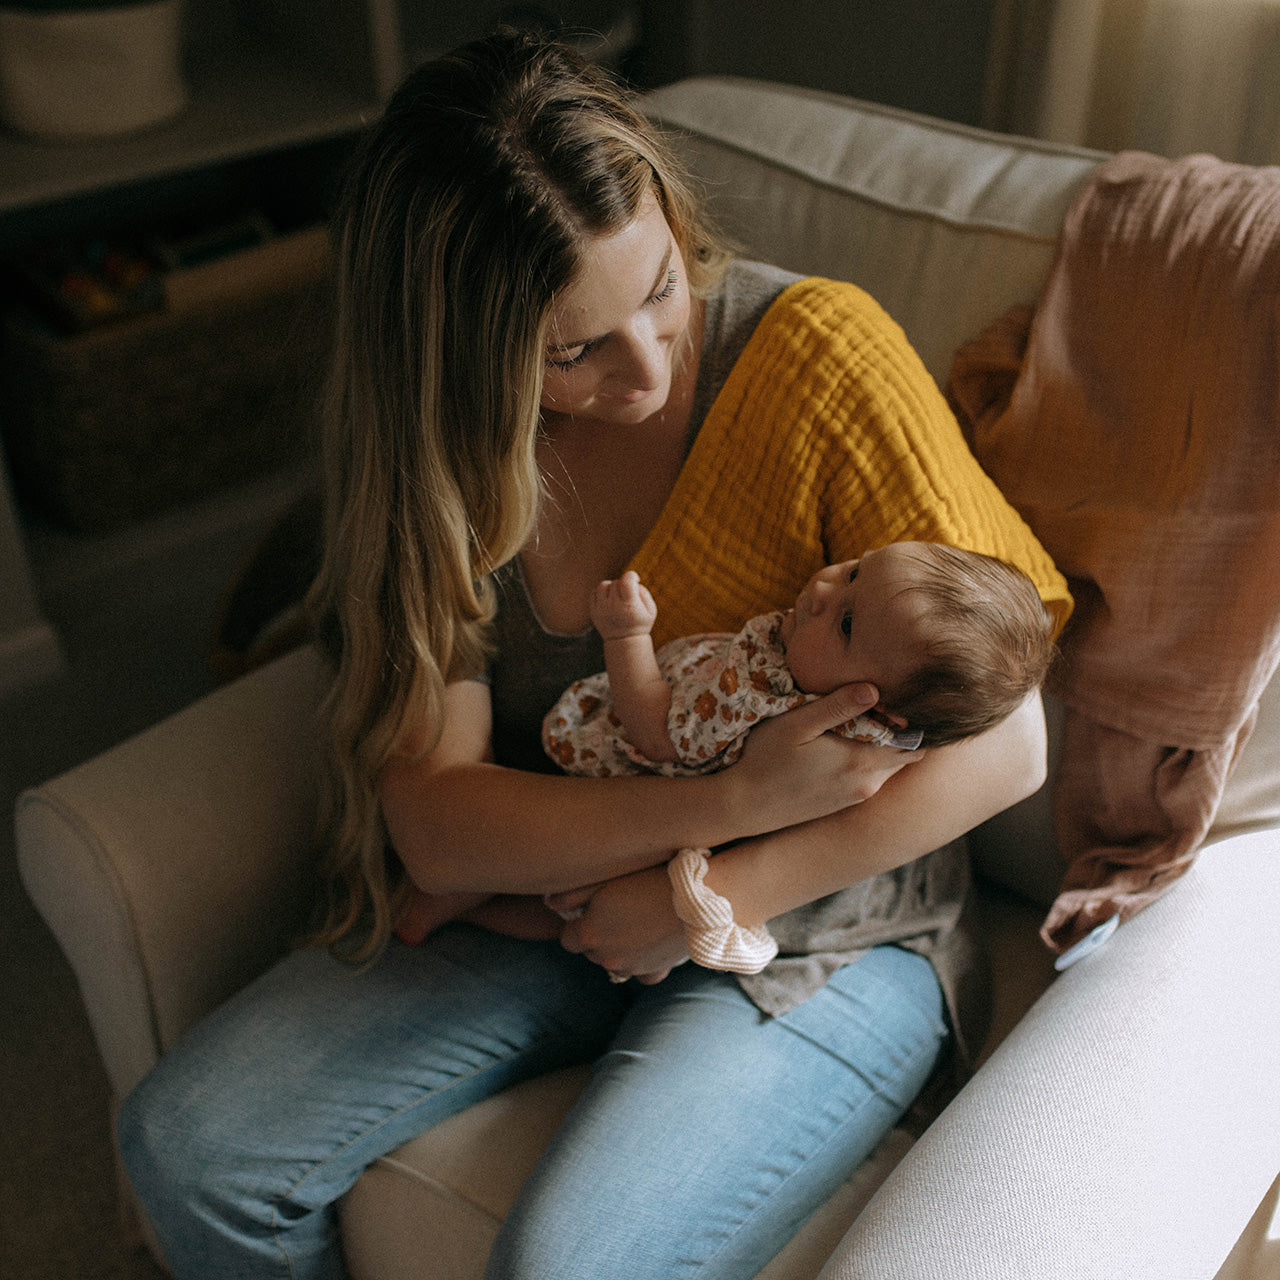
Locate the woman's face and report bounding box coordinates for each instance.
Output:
[540,190,692,426]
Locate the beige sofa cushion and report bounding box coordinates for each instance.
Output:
[644,76,1103,382]
[1211,663,1280,838]
[340,1065,918,1280]
[818,827,1280,1280]
[15,646,325,1100]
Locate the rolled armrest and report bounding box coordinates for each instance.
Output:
[819,826,1280,1280]
[15,646,326,1102]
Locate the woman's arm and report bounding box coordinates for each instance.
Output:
[711,691,1047,923]
[379,677,902,898]
[555,692,1048,977]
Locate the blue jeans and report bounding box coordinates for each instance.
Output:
[118,926,947,1280]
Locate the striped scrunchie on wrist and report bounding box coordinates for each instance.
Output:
[667,848,778,974]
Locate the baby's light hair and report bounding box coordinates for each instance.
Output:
[881,544,1055,748]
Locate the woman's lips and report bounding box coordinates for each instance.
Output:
[601,387,652,404]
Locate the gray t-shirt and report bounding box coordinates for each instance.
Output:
[485,261,983,1053]
[488,258,799,771]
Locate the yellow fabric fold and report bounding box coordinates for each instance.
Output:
[630,276,1071,652]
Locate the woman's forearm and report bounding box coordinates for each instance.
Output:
[381,676,911,900]
[383,760,741,896]
[382,679,744,896]
[703,692,1048,925]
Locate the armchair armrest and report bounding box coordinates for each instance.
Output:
[819,826,1280,1280]
[15,646,326,1103]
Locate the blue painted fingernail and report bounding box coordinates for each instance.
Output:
[1054,913,1120,971]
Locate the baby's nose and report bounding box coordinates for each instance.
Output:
[807,578,833,613]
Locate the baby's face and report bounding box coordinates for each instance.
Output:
[780,544,930,699]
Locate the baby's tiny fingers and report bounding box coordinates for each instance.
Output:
[635,967,672,985]
[544,884,601,917]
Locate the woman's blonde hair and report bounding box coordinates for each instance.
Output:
[307,29,729,960]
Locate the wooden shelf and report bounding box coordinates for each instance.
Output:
[0,39,377,216]
[0,0,639,697]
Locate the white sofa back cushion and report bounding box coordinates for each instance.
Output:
[643,77,1104,383]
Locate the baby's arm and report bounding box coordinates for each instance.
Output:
[592,572,678,764]
[394,889,492,945]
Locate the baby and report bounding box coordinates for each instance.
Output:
[544,540,1055,777]
[395,542,1054,955]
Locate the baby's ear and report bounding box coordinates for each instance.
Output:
[874,705,910,729]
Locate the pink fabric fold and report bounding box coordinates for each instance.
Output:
[948,151,1280,951]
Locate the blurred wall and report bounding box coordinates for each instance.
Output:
[637,0,998,126]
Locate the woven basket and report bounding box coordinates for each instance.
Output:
[1,234,332,533]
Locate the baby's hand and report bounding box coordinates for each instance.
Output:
[591,571,658,640]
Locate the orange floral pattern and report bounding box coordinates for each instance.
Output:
[541,612,893,777]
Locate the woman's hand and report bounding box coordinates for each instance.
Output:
[722,682,925,838]
[700,691,1050,929]
[550,866,690,984]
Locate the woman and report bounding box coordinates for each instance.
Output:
[118,29,1066,1280]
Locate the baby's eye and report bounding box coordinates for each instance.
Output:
[847,566,859,582]
[840,612,853,637]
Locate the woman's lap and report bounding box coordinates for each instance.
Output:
[489,945,946,1280]
[119,931,947,1280]
[119,926,628,1279]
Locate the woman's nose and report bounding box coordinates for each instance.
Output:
[613,325,664,390]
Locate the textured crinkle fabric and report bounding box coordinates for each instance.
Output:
[542,612,898,779]
[667,847,780,973]
[948,151,1280,951]
[628,276,1072,654]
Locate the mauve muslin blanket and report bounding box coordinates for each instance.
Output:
[948,151,1280,951]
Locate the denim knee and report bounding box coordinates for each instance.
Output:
[117,1068,190,1211]
[123,1054,299,1268]
[117,1062,240,1239]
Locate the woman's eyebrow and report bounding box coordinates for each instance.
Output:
[549,244,675,353]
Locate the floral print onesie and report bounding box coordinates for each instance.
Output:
[542,610,914,779]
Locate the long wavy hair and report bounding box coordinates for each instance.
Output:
[307,30,730,961]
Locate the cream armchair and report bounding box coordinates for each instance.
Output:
[17,77,1280,1280]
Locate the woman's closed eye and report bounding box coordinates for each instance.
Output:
[547,340,597,371]
[545,271,680,371]
[648,269,679,305]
